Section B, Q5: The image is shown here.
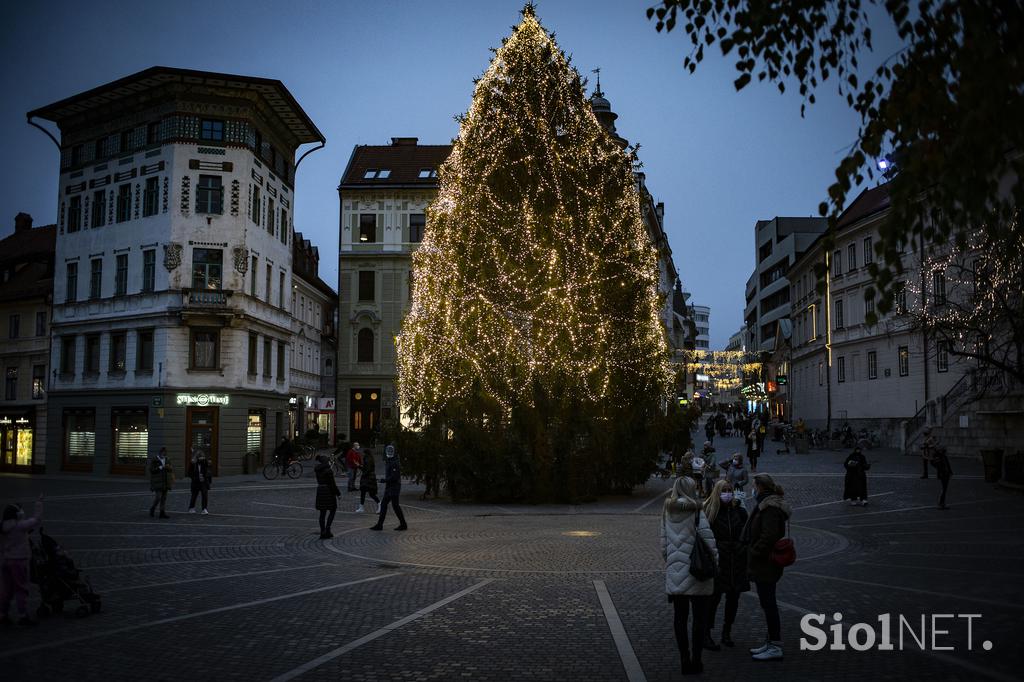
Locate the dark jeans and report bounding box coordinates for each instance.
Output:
[150,490,167,514]
[376,490,406,527]
[755,580,782,642]
[360,490,380,505]
[922,457,930,478]
[189,481,208,510]
[346,466,358,491]
[708,589,740,633]
[939,475,951,507]
[672,595,709,665]
[319,508,336,533]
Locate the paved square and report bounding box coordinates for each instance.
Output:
[2,434,1022,681]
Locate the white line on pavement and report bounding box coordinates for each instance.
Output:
[269,578,494,682]
[839,513,1010,529]
[82,553,296,570]
[887,551,1010,560]
[104,562,339,593]
[594,580,648,682]
[797,497,1005,523]
[0,573,399,659]
[791,491,895,511]
[50,533,290,538]
[632,490,669,514]
[151,510,311,522]
[252,501,319,511]
[788,570,1024,611]
[399,503,450,514]
[873,526,1024,536]
[69,543,286,552]
[45,518,311,530]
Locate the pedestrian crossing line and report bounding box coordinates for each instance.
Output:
[269,578,494,682]
[104,562,340,593]
[594,580,648,682]
[0,573,399,659]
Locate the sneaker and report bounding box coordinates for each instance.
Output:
[848,500,858,506]
[356,505,364,513]
[188,508,196,514]
[201,509,209,515]
[752,642,784,661]
[749,642,771,655]
[373,501,379,514]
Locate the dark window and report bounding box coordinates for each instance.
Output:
[8,314,19,339]
[248,332,258,374]
[120,129,134,154]
[35,311,46,337]
[265,264,272,303]
[196,175,223,214]
[279,272,285,308]
[90,258,102,299]
[251,187,261,225]
[190,329,219,369]
[68,195,82,232]
[933,271,947,306]
[250,256,258,297]
[94,137,105,160]
[280,209,288,244]
[898,346,910,377]
[32,364,45,399]
[147,121,161,145]
[253,130,263,158]
[115,254,128,296]
[937,341,950,373]
[263,337,272,376]
[112,408,149,466]
[409,213,425,243]
[61,336,76,375]
[359,214,376,243]
[357,328,374,363]
[832,250,842,277]
[116,183,131,223]
[4,367,16,400]
[848,244,857,271]
[266,198,275,236]
[895,282,907,314]
[142,250,156,293]
[834,299,844,329]
[66,263,78,303]
[276,341,285,378]
[137,330,154,371]
[837,356,846,383]
[867,351,877,380]
[358,271,375,301]
[191,249,223,290]
[109,332,127,373]
[143,177,159,217]
[92,190,106,227]
[865,296,875,319]
[64,409,95,463]
[71,145,84,166]
[85,335,101,374]
[200,119,224,142]
[863,237,873,265]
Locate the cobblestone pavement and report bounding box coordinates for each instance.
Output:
[1,431,1021,681]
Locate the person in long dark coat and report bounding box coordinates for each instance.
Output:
[742,473,792,662]
[357,451,380,514]
[370,444,407,531]
[703,480,749,650]
[187,446,212,514]
[929,446,953,509]
[746,429,760,471]
[843,448,870,506]
[314,454,341,539]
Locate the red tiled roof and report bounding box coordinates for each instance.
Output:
[0,225,56,265]
[340,141,452,189]
[836,183,891,229]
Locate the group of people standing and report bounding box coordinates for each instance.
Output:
[148,445,212,518]
[314,442,407,539]
[662,458,792,674]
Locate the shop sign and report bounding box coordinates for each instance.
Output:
[152,397,163,407]
[776,374,788,386]
[766,381,778,393]
[288,396,298,406]
[15,418,29,425]
[0,417,10,425]
[318,398,336,411]
[176,393,230,407]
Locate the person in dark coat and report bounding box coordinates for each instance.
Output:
[743,473,792,661]
[928,446,953,509]
[274,437,294,476]
[356,450,380,514]
[704,419,715,445]
[187,445,212,514]
[746,429,760,472]
[149,447,173,519]
[314,454,341,539]
[843,447,870,506]
[370,444,407,531]
[703,480,749,650]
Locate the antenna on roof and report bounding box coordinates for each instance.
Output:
[592,67,603,97]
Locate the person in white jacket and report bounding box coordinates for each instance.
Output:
[662,475,718,675]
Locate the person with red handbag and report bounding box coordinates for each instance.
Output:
[741,473,793,662]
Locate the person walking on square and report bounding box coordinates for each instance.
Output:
[371,444,407,531]
[149,447,174,519]
[744,473,792,662]
[344,442,363,493]
[662,475,718,675]
[701,441,718,499]
[720,453,749,494]
[843,447,870,506]
[274,437,294,477]
[357,448,380,513]
[746,428,760,472]
[704,418,715,446]
[1,495,43,627]
[314,454,341,539]
[928,446,953,509]
[187,445,212,514]
[920,428,937,479]
[703,480,748,650]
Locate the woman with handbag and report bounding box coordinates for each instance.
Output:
[661,475,718,675]
[702,480,749,650]
[742,473,792,661]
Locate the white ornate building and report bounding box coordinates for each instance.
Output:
[29,67,324,475]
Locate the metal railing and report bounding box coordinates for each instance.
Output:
[904,368,1008,451]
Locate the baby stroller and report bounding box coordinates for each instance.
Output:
[30,529,102,618]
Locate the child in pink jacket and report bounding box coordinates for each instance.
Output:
[1,495,43,626]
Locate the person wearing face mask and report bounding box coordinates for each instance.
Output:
[370,444,407,531]
[742,473,792,662]
[1,495,43,627]
[703,480,749,650]
[720,453,749,494]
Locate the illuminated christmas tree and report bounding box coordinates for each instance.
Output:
[397,5,672,500]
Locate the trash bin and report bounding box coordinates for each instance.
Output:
[981,449,1004,483]
[244,451,258,475]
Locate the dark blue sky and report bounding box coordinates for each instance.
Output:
[0,0,899,348]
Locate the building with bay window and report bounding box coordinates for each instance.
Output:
[29,67,324,476]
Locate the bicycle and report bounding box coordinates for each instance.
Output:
[263,456,302,480]
[296,444,316,461]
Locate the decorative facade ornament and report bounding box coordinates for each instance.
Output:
[180,176,191,215]
[230,180,240,216]
[163,242,183,272]
[162,177,169,213]
[233,246,249,274]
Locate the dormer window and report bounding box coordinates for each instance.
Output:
[418,168,437,178]
[362,169,391,179]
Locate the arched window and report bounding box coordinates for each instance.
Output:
[357,328,374,363]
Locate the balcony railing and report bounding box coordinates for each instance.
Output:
[183,288,232,307]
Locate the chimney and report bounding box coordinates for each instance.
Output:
[390,137,418,146]
[14,212,32,232]
[656,202,665,222]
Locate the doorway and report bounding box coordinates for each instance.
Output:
[186,407,219,475]
[350,388,381,446]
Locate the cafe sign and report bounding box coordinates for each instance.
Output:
[176,393,230,407]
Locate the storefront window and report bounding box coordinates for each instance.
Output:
[64,409,95,469]
[16,428,33,467]
[112,408,149,467]
[247,411,264,457]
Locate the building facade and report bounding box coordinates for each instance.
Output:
[0,214,55,473]
[290,232,337,443]
[691,304,710,350]
[336,138,451,445]
[29,67,324,476]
